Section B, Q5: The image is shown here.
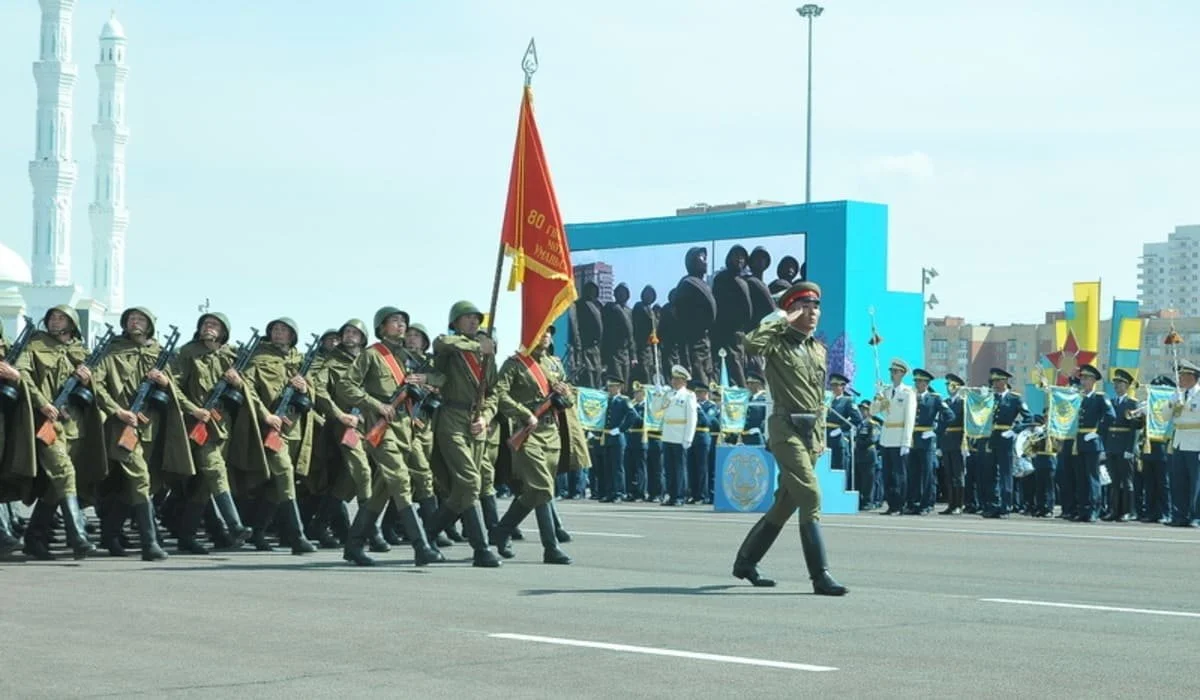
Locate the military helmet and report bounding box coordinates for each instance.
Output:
[43,304,81,339]
[408,322,431,350]
[373,306,410,339]
[338,318,368,340]
[267,317,299,346]
[447,300,484,330]
[320,328,340,341]
[195,312,231,344]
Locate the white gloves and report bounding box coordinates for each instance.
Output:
[922,431,936,440]
[936,449,943,458]
[607,428,620,436]
[829,429,842,438]
[747,427,761,435]
[1123,451,1134,459]
[1001,430,1015,439]
[1084,432,1098,442]
[900,447,910,457]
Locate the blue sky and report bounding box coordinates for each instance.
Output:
[1,1,1197,350]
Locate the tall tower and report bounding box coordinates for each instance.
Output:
[29,0,79,287]
[89,13,129,314]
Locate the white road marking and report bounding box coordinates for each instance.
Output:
[567,531,645,538]
[980,598,1200,619]
[489,633,838,672]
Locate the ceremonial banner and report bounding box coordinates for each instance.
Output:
[963,389,996,439]
[499,84,576,355]
[1145,385,1175,443]
[642,386,669,432]
[720,386,751,435]
[1071,281,1101,354]
[1108,299,1143,382]
[575,388,608,432]
[1046,387,1082,441]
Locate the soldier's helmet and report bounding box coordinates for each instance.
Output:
[373,306,410,339]
[447,301,484,330]
[339,318,368,339]
[267,317,299,347]
[43,304,81,339]
[408,322,431,350]
[195,312,231,344]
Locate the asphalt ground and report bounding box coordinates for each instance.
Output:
[2,501,1198,699]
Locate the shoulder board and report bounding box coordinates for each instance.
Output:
[1009,392,1022,398]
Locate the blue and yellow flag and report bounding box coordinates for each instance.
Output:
[1046,387,1082,441]
[576,388,609,432]
[1145,385,1175,444]
[720,386,750,435]
[963,389,995,439]
[1108,299,1142,384]
[642,386,669,432]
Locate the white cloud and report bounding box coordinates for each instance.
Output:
[862,151,935,180]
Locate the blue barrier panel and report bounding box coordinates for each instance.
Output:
[714,445,858,514]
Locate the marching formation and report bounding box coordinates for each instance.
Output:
[0,301,583,568]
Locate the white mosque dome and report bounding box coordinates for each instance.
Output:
[101,15,126,41]
[0,243,32,285]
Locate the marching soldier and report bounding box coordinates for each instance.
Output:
[17,305,107,559]
[91,307,192,561]
[489,328,573,564]
[1104,369,1140,522]
[299,328,343,548]
[939,373,967,515]
[1168,360,1199,527]
[1071,364,1114,522]
[906,369,951,515]
[655,365,697,507]
[872,359,916,515]
[404,322,454,548]
[731,281,847,595]
[339,307,443,566]
[982,368,1032,519]
[0,323,36,555]
[426,301,502,568]
[171,312,253,553]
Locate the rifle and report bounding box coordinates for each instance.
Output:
[116,325,182,452]
[507,392,569,451]
[35,324,117,446]
[0,315,36,405]
[262,334,320,453]
[363,355,435,448]
[188,327,262,446]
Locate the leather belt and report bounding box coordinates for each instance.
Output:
[441,399,475,412]
[946,427,963,432]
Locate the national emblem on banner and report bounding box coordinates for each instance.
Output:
[576,387,608,432]
[1047,387,1082,441]
[963,388,996,440]
[1144,385,1175,445]
[642,386,668,432]
[720,386,750,435]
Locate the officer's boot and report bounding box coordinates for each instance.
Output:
[21,500,56,560]
[732,516,782,587]
[0,503,20,555]
[535,503,572,564]
[550,500,572,543]
[328,497,350,544]
[59,495,96,559]
[481,493,500,532]
[798,520,848,596]
[281,499,317,554]
[213,491,250,548]
[488,498,533,559]
[176,499,210,554]
[133,501,168,562]
[342,503,377,566]
[361,498,391,553]
[419,496,453,549]
[98,497,128,556]
[444,513,466,543]
[203,497,234,549]
[249,499,279,552]
[398,502,444,566]
[309,495,341,548]
[461,503,501,568]
[380,501,404,545]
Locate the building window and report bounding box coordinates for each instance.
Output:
[931,339,948,360]
[1006,339,1018,361]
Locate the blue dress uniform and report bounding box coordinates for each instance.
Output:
[1073,364,1116,522]
[853,401,880,509]
[939,373,968,514]
[983,368,1032,518]
[742,372,768,446]
[625,389,648,500]
[1138,375,1174,523]
[689,381,720,503]
[1104,369,1140,522]
[1028,415,1058,516]
[601,376,637,502]
[826,373,862,492]
[906,369,951,514]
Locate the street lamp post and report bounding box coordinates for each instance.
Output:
[796,4,824,204]
[922,267,939,313]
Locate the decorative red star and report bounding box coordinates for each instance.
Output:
[1045,330,1097,386]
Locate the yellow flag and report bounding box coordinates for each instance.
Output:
[1054,319,1068,349]
[1071,281,1100,353]
[1117,317,1142,351]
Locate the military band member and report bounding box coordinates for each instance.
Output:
[825,373,860,491]
[625,382,648,500]
[907,369,951,515]
[1070,364,1114,522]
[731,281,847,595]
[17,305,106,559]
[939,373,967,515]
[853,400,880,510]
[742,371,767,446]
[489,328,573,564]
[427,301,502,568]
[655,365,697,507]
[1168,360,1200,527]
[689,381,719,504]
[873,358,916,515]
[1139,375,1174,523]
[1056,375,1082,520]
[981,368,1032,519]
[1104,369,1140,522]
[601,376,635,502]
[1028,414,1057,517]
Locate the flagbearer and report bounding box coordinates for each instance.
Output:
[873,359,916,515]
[1073,364,1115,522]
[1139,375,1174,523]
[939,373,967,514]
[1168,360,1200,527]
[1104,369,1140,522]
[982,368,1031,519]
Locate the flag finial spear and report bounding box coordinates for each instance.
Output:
[522,38,539,87]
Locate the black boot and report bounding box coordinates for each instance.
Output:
[307,496,341,548]
[732,517,782,587]
[461,503,501,568]
[21,500,56,560]
[380,501,404,545]
[99,497,129,556]
[0,503,20,555]
[481,493,500,531]
[419,497,453,548]
[362,499,391,552]
[133,501,168,561]
[342,504,377,566]
[203,497,235,549]
[444,514,466,543]
[398,503,444,566]
[213,492,250,548]
[489,499,534,559]
[550,500,572,543]
[60,495,96,559]
[177,499,210,554]
[250,499,279,552]
[535,503,571,564]
[281,499,317,554]
[798,521,848,596]
[328,498,350,543]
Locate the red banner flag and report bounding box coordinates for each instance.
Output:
[500,85,576,356]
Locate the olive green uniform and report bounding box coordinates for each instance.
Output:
[431,333,497,513]
[243,342,315,504]
[318,345,373,502]
[172,339,239,502]
[0,336,37,504]
[494,349,572,509]
[398,346,439,501]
